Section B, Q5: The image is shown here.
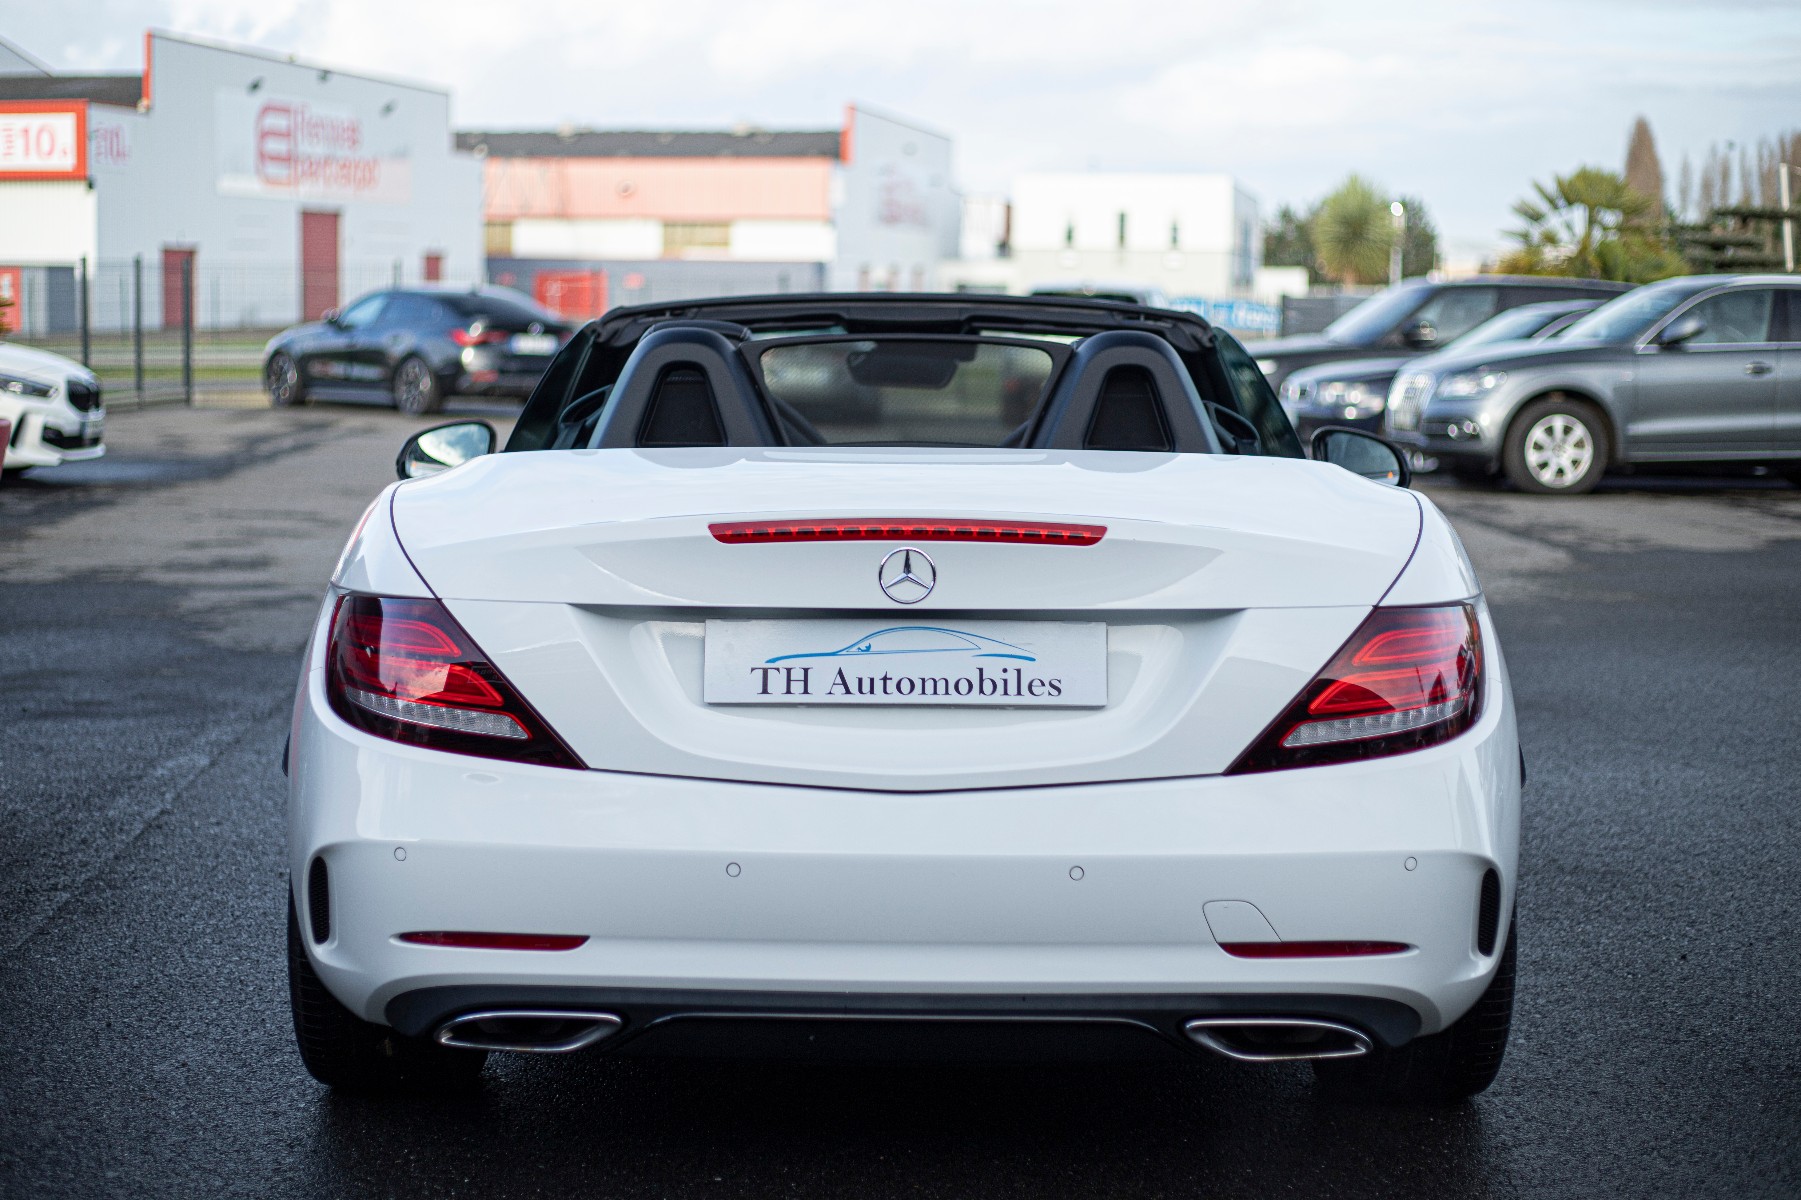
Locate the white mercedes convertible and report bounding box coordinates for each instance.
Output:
[286,294,1519,1104]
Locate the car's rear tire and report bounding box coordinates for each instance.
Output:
[1313,914,1516,1105]
[393,356,444,415]
[1503,396,1608,494]
[266,352,305,408]
[287,895,486,1091]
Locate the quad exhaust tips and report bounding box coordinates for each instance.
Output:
[1183,1017,1372,1062]
[435,1009,623,1054]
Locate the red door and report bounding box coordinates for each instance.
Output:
[161,247,195,330]
[300,211,340,320]
[422,253,443,283]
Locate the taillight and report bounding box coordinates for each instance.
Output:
[451,326,509,347]
[1228,604,1482,774]
[325,594,584,769]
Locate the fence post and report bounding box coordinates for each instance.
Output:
[181,256,194,406]
[78,256,91,367]
[132,255,144,404]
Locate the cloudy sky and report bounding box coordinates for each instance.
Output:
[10,0,1801,261]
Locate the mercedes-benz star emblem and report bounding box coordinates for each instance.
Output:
[877,546,936,604]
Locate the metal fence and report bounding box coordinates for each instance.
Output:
[1,258,478,407]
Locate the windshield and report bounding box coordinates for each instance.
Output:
[753,338,1058,446]
[1455,306,1566,350]
[1558,282,1708,343]
[441,289,561,326]
[1319,282,1432,344]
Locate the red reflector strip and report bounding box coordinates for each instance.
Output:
[1219,941,1411,959]
[709,519,1106,546]
[398,931,588,952]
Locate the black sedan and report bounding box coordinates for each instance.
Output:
[264,287,571,414]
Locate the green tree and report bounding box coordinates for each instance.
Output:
[1313,175,1393,285]
[1498,167,1685,283]
[1262,205,1315,282]
[1394,195,1439,277]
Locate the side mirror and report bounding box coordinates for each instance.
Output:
[397,420,497,480]
[1655,312,1706,348]
[1402,319,1439,349]
[321,308,341,326]
[1310,426,1412,487]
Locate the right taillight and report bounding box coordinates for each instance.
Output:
[325,593,585,769]
[1228,604,1483,774]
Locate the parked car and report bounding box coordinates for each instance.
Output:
[286,293,1520,1106]
[0,341,104,477]
[1251,276,1633,390]
[263,287,571,414]
[1279,299,1603,442]
[1385,274,1801,493]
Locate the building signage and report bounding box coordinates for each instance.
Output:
[0,102,86,181]
[215,89,411,204]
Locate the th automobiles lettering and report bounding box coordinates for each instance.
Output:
[750,663,1066,699]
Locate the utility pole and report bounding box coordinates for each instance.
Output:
[1389,201,1406,286]
[1781,163,1795,273]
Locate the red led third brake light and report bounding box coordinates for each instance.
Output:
[709,519,1106,546]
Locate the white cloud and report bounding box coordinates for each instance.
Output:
[7,0,1800,252]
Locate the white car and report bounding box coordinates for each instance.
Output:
[287,295,1519,1105]
[0,341,105,474]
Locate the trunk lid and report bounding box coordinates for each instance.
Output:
[390,448,1421,790]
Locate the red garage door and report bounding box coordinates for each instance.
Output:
[161,247,195,330]
[300,210,340,320]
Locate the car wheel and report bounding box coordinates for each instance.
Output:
[287,895,486,1091]
[266,352,305,408]
[393,356,444,415]
[1503,397,1608,494]
[1313,913,1515,1105]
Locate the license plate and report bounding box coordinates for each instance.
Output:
[510,334,558,355]
[703,619,1106,707]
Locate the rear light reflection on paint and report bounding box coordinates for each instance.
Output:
[708,519,1106,546]
[1219,941,1411,959]
[398,932,588,951]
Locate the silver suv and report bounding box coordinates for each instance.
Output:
[1385,275,1801,494]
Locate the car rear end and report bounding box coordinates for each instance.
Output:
[289,449,1518,1073]
[441,291,570,399]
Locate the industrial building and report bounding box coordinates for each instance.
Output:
[461,105,960,316]
[0,31,481,333]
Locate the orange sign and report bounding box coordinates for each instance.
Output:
[0,100,87,181]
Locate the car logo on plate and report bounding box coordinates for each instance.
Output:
[878,547,936,604]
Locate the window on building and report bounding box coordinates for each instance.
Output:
[1170,220,1180,249]
[663,222,731,257]
[484,222,513,257]
[1117,212,1128,249]
[1063,221,1075,248]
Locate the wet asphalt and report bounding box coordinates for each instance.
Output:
[1,406,1798,1198]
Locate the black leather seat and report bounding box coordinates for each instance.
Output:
[1026,330,1221,454]
[586,326,778,449]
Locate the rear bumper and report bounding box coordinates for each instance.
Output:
[385,984,1424,1059]
[291,611,1520,1050]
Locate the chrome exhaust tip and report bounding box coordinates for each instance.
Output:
[1183,1017,1372,1063]
[435,1009,623,1054]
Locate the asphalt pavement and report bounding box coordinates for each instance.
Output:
[2,402,1798,1199]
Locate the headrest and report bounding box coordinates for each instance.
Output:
[587,325,778,449]
[1026,329,1220,454]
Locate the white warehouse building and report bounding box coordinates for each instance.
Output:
[993,172,1261,302]
[0,31,482,333]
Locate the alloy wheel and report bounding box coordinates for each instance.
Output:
[1523,412,1594,489]
[395,360,433,414]
[267,354,300,406]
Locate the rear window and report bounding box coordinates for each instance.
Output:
[750,338,1059,446]
[439,290,560,326]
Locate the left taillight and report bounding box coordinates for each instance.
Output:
[1228,603,1483,774]
[325,594,585,769]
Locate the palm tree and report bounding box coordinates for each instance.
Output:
[1499,168,1684,282]
[1312,176,1393,285]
